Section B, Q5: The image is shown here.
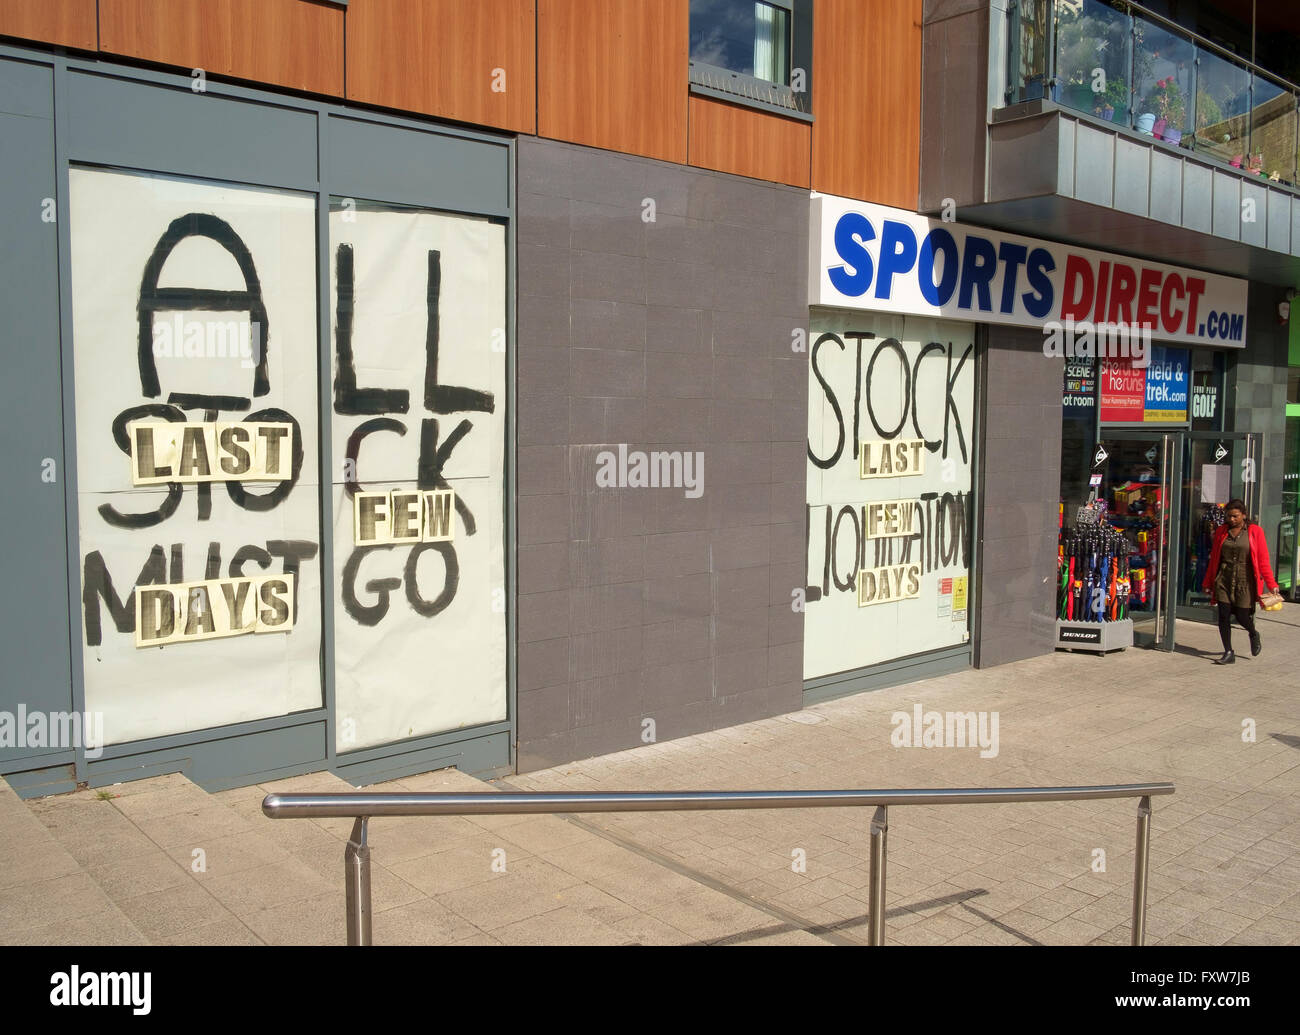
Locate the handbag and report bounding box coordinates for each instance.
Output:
[1259,589,1284,611]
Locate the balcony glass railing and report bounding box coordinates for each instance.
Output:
[1004,0,1300,188]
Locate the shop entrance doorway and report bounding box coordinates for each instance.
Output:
[1094,433,1181,650]
[1093,431,1262,650]
[1176,433,1262,621]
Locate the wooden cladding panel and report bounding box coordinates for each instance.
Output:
[347,0,536,133]
[0,0,97,51]
[812,0,922,209]
[98,0,344,96]
[688,96,811,188]
[538,0,688,164]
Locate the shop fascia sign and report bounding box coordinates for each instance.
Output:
[809,195,1249,349]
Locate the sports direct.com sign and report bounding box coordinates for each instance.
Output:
[809,195,1249,348]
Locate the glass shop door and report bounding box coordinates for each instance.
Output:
[1094,433,1182,650]
[1176,433,1261,621]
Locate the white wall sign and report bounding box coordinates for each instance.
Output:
[810,194,1249,348]
[806,312,976,678]
[70,168,322,744]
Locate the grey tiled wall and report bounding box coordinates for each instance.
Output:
[975,326,1063,667]
[515,137,809,771]
[1228,284,1289,545]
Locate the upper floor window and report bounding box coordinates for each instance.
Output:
[689,0,811,119]
[691,0,791,85]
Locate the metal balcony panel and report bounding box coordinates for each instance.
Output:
[987,113,1059,204]
[1149,150,1183,226]
[1266,190,1293,254]
[1058,116,1075,198]
[1182,163,1213,235]
[1073,123,1114,209]
[1213,172,1243,242]
[1114,138,1150,218]
[1240,181,1270,249]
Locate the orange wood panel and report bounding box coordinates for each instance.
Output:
[688,96,811,188]
[98,0,344,97]
[0,0,97,50]
[347,0,536,133]
[538,0,688,164]
[812,0,922,209]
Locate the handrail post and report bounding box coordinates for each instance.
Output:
[345,816,372,947]
[868,805,888,946]
[1131,796,1152,946]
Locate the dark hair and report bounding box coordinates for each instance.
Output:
[1226,499,1250,522]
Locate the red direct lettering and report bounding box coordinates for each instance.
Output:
[1061,255,1094,322]
[1137,268,1161,329]
[1160,273,1185,335]
[1106,263,1136,325]
[1093,261,1111,324]
[1184,277,1207,335]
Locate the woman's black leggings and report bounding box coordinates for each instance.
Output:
[1217,602,1256,651]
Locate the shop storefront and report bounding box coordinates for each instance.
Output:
[1059,341,1255,650]
[803,194,1252,692]
[0,47,515,795]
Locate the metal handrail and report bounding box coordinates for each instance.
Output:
[263,781,1175,946]
[1123,0,1299,96]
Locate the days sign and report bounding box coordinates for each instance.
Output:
[810,195,1248,349]
[135,575,295,647]
[858,564,922,607]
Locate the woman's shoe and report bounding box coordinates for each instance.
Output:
[1250,632,1261,657]
[1213,650,1236,665]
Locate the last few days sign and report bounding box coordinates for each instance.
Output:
[810,195,1249,349]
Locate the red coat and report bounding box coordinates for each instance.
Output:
[1201,522,1278,602]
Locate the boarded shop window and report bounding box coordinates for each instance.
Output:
[805,313,977,678]
[69,168,323,745]
[328,200,507,752]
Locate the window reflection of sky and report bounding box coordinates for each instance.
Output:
[691,0,761,77]
[690,0,788,83]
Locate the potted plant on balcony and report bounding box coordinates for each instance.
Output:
[1145,77,1186,144]
[1095,76,1129,122]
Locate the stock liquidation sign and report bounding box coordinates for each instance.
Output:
[809,195,1248,348]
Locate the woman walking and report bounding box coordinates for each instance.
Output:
[1201,499,1280,664]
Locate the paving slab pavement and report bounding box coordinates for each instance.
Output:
[2,611,1297,945]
